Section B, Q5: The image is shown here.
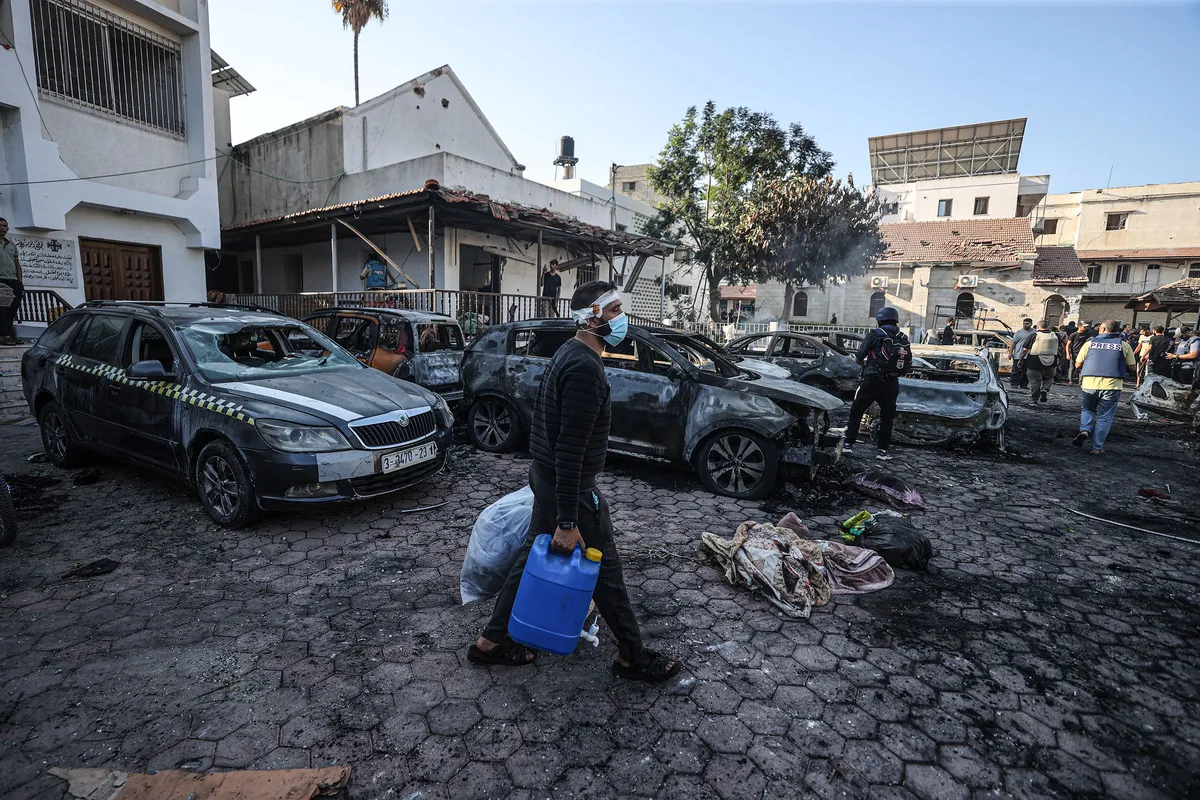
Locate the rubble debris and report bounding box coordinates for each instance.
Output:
[5,473,63,512]
[26,452,45,463]
[63,558,120,580]
[702,520,830,618]
[1050,500,1200,546]
[850,471,927,510]
[72,467,103,486]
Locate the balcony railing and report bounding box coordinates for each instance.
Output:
[19,289,74,324]
[222,289,572,333]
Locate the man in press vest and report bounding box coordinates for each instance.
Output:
[1023,320,1060,405]
[1072,320,1136,455]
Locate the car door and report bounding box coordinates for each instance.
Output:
[507,327,573,422]
[56,313,128,446]
[332,314,378,364]
[599,335,689,458]
[99,319,183,471]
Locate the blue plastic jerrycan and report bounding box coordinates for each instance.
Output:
[508,534,602,655]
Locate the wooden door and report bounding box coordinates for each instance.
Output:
[80,239,164,302]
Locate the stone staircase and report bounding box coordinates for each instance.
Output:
[0,343,32,424]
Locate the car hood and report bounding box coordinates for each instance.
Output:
[696,370,842,411]
[736,357,791,379]
[212,367,436,425]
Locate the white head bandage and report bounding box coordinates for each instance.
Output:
[569,289,622,325]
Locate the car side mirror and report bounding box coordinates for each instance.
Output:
[128,360,169,380]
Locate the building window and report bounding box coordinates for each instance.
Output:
[667,283,691,297]
[1086,264,1101,283]
[1042,218,1059,235]
[955,292,975,320]
[792,292,808,318]
[615,223,628,232]
[881,202,899,216]
[1106,213,1128,231]
[937,199,953,217]
[577,260,598,284]
[31,0,186,137]
[1115,263,1131,284]
[868,291,886,319]
[622,181,637,192]
[973,197,989,215]
[1190,263,1200,279]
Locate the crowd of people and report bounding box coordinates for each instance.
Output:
[1010,317,1199,392]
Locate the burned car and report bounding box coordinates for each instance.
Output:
[461,321,844,500]
[800,328,865,351]
[302,308,465,402]
[726,331,861,397]
[22,302,454,527]
[1130,374,1197,422]
[872,345,1008,448]
[659,330,792,380]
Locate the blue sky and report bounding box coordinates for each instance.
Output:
[211,1,1200,195]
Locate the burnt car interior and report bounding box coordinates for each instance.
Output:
[417,323,464,352]
[377,321,412,356]
[513,329,575,358]
[657,335,744,378]
[181,323,354,381]
[128,324,176,372]
[907,358,984,384]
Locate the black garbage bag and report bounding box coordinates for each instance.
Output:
[859,515,933,570]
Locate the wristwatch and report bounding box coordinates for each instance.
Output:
[558,521,577,530]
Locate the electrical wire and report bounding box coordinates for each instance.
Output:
[0,150,344,188]
[0,31,56,143]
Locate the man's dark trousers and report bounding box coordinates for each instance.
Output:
[0,278,22,339]
[845,376,900,450]
[483,463,644,662]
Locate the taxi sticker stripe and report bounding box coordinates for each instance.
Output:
[54,354,255,426]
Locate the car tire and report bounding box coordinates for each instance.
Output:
[695,429,780,500]
[196,440,259,529]
[39,401,85,468]
[468,397,523,453]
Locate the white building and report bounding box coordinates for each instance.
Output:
[1,0,237,326]
[869,119,1049,224]
[217,66,678,314]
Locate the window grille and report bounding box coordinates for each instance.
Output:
[31,0,186,137]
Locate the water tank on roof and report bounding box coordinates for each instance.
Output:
[558,136,575,161]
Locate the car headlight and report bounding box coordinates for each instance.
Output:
[432,394,455,429]
[257,420,351,453]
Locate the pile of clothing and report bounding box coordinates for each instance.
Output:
[701,512,896,619]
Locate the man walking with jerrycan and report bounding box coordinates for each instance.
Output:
[468,281,681,682]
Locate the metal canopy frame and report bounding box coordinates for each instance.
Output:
[869,118,1026,186]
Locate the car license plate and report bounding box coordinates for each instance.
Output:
[380,443,438,473]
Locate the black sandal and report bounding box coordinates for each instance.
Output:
[612,648,682,682]
[468,640,537,666]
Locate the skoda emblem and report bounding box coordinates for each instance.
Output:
[397,413,410,427]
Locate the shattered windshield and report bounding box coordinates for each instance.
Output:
[658,334,743,378]
[179,321,361,382]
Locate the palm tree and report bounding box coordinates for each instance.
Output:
[331,0,389,106]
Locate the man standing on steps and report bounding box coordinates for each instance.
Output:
[1072,320,1136,455]
[468,280,681,682]
[0,218,23,346]
[843,306,911,462]
[1024,320,1060,405]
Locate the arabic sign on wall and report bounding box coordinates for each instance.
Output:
[11,234,78,289]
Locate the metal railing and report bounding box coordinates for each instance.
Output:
[223,290,573,333]
[656,320,873,344]
[19,289,75,324]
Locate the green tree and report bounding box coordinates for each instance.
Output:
[647,102,834,321]
[733,174,886,321]
[331,0,389,106]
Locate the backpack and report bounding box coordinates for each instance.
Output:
[868,327,912,377]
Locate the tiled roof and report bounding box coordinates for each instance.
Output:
[1078,247,1200,261]
[880,218,1036,264]
[1126,277,1200,310]
[1033,246,1088,285]
[720,284,756,301]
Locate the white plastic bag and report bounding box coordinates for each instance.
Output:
[459,486,535,604]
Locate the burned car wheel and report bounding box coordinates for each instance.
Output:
[468,398,523,453]
[39,401,84,468]
[696,430,779,500]
[196,441,259,528]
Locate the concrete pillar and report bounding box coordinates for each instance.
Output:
[330,224,338,293]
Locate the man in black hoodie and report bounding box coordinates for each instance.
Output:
[844,306,911,461]
[467,280,680,682]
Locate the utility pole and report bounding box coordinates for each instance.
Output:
[610,163,621,231]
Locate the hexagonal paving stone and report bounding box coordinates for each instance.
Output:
[696,715,753,755]
[427,699,483,737]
